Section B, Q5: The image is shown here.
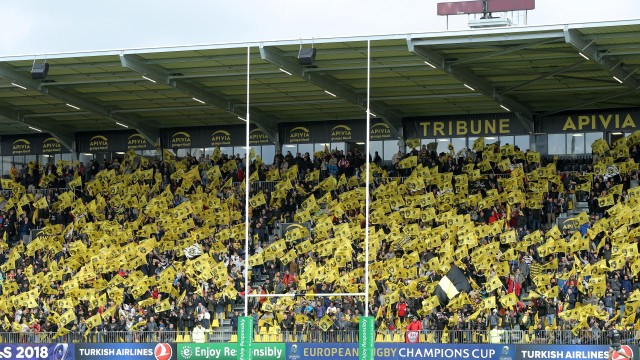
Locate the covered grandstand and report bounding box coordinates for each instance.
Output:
[0,19,638,345]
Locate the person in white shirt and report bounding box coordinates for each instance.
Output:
[191,321,207,343]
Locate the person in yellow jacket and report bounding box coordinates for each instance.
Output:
[489,325,505,344]
[192,321,207,343]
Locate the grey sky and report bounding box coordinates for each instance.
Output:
[1,0,638,56]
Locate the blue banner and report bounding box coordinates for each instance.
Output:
[286,343,514,360]
[75,343,175,360]
[516,345,636,360]
[0,343,73,360]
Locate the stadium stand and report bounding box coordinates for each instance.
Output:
[0,133,639,346]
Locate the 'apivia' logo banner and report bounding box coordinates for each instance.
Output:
[77,130,154,152]
[285,344,513,360]
[249,128,271,145]
[0,343,73,360]
[516,345,636,360]
[42,137,63,153]
[161,126,247,149]
[1,134,71,155]
[76,343,175,360]
[177,343,284,360]
[280,120,367,144]
[370,121,393,140]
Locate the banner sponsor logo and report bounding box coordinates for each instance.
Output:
[330,125,352,141]
[539,108,640,133]
[154,343,173,360]
[171,132,191,148]
[515,345,623,360]
[211,130,232,146]
[89,135,109,151]
[0,343,73,360]
[177,343,284,360]
[249,128,270,145]
[76,343,174,360]
[128,133,148,149]
[42,137,62,153]
[370,122,393,140]
[12,138,31,155]
[561,114,636,131]
[285,344,512,360]
[289,127,310,143]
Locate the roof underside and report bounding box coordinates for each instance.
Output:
[0,20,638,141]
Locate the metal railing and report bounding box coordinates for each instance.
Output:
[0,329,636,344]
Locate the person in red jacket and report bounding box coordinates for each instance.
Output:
[406,316,422,343]
[396,298,408,322]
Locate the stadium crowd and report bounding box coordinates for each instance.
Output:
[0,134,639,345]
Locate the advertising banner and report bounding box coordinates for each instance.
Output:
[76,130,155,153]
[0,343,73,360]
[176,343,284,360]
[515,345,636,360]
[403,113,529,138]
[1,134,71,155]
[279,120,367,144]
[238,316,254,360]
[538,108,640,133]
[75,343,175,360]
[161,126,250,149]
[359,316,375,360]
[285,343,514,360]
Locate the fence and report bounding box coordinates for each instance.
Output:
[0,329,636,344]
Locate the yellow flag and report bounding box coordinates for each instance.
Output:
[317,315,334,332]
[473,137,484,152]
[406,138,421,149]
[398,156,418,169]
[68,176,82,188]
[500,292,519,309]
[485,276,503,293]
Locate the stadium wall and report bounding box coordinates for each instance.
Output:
[2,343,636,360]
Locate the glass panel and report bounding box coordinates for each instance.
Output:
[451,138,465,154]
[233,146,247,159]
[384,140,399,161]
[468,137,478,151]
[584,132,602,152]
[297,144,313,158]
[2,157,12,177]
[282,145,297,160]
[251,146,262,160]
[219,147,233,158]
[567,133,585,155]
[420,138,435,154]
[436,139,450,154]
[370,141,383,164]
[176,149,190,158]
[261,145,275,165]
[514,135,530,152]
[79,153,94,165]
[314,143,327,155]
[499,136,514,147]
[330,142,345,157]
[548,134,566,155]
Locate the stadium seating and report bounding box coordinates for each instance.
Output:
[0,135,638,345]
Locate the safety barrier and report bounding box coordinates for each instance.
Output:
[0,342,634,360]
[0,329,634,344]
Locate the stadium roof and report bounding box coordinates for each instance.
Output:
[0,19,639,148]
